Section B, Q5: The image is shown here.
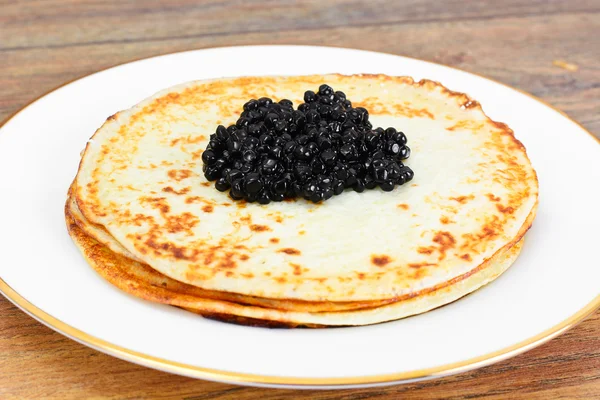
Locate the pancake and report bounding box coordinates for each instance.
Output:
[73,74,538,304]
[68,73,538,326]
[66,202,526,326]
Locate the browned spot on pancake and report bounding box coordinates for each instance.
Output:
[461,254,472,261]
[486,193,501,202]
[357,273,366,280]
[417,247,435,255]
[358,96,434,119]
[267,212,285,223]
[446,120,484,132]
[279,248,301,255]
[264,271,272,277]
[225,271,234,277]
[460,215,505,254]
[270,237,280,244]
[394,104,435,119]
[250,224,271,232]
[201,182,211,187]
[203,250,215,266]
[496,203,515,214]
[433,231,456,261]
[145,238,198,261]
[202,205,214,213]
[140,196,170,214]
[191,150,203,160]
[241,272,254,278]
[408,262,436,269]
[240,215,251,224]
[237,201,247,209]
[116,184,139,192]
[371,255,392,267]
[184,135,206,144]
[440,215,455,224]
[128,214,154,226]
[240,254,249,261]
[164,212,199,235]
[87,182,97,193]
[275,277,287,283]
[290,263,303,276]
[449,195,475,204]
[411,268,428,279]
[162,186,191,195]
[170,138,181,146]
[185,196,202,204]
[397,203,409,210]
[298,230,306,235]
[218,252,237,269]
[480,226,497,240]
[167,169,193,181]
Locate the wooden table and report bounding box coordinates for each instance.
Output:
[1,1,599,398]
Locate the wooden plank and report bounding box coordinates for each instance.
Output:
[1,0,599,50]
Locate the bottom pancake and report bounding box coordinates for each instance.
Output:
[66,202,524,327]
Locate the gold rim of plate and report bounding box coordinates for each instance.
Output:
[0,45,599,386]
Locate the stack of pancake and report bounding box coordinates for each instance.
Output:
[66,74,538,327]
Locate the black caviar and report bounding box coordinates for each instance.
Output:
[202,84,413,204]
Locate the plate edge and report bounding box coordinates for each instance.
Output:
[1,276,598,387]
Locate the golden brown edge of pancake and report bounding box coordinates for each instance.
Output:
[66,182,536,314]
[65,190,533,327]
[184,234,524,328]
[67,203,524,327]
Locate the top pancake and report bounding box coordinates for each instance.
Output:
[74,74,538,301]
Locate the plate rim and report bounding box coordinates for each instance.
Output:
[1,44,599,387]
[2,278,598,386]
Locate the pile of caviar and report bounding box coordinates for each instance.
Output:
[201,84,413,204]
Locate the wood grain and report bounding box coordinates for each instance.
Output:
[1,1,599,398]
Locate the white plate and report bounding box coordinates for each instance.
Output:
[0,45,599,389]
